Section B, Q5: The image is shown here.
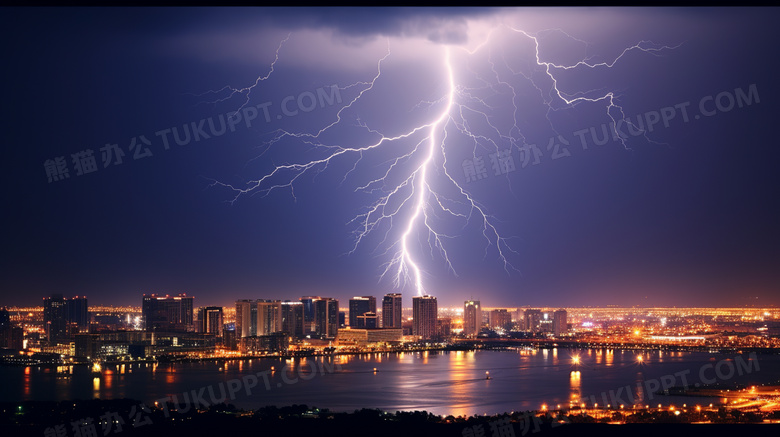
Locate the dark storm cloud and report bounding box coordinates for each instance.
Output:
[81,7,495,45]
[198,7,495,44]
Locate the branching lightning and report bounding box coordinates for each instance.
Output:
[187,33,291,118]
[207,27,676,296]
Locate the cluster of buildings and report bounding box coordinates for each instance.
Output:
[462,300,568,337]
[232,294,436,351]
[0,292,574,364]
[5,296,780,366]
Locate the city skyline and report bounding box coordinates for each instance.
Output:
[6,290,780,312]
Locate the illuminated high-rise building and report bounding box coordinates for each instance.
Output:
[256,300,283,335]
[314,297,339,338]
[222,323,237,350]
[348,296,376,327]
[235,299,290,338]
[281,301,305,339]
[489,309,512,331]
[382,293,402,328]
[463,300,481,337]
[43,294,67,341]
[412,295,438,340]
[43,294,90,342]
[235,299,255,338]
[198,306,224,336]
[553,309,568,336]
[142,294,193,332]
[67,297,89,328]
[300,296,320,334]
[524,309,542,333]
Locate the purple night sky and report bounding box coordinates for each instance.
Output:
[1,7,778,308]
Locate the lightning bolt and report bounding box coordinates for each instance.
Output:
[504,27,680,148]
[186,33,291,119]
[207,27,676,296]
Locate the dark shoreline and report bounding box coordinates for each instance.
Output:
[3,398,780,437]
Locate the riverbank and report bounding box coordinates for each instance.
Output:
[3,398,779,437]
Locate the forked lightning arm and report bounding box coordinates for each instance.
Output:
[207,28,676,296]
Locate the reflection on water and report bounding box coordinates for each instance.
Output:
[446,350,473,417]
[23,366,30,397]
[634,371,644,405]
[569,370,581,407]
[2,349,777,417]
[104,369,113,393]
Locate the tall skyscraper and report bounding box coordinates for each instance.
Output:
[67,297,89,328]
[256,300,283,335]
[235,299,256,338]
[524,309,542,333]
[314,297,339,338]
[300,296,320,334]
[198,306,224,336]
[222,323,237,350]
[281,301,304,339]
[553,309,568,336]
[463,300,482,337]
[142,294,193,332]
[382,293,402,329]
[348,296,376,327]
[43,294,66,341]
[43,294,90,342]
[412,295,438,340]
